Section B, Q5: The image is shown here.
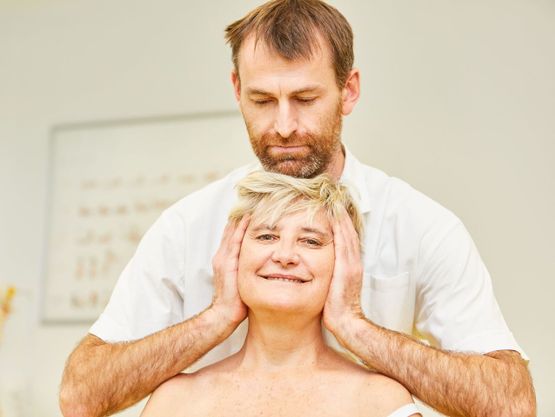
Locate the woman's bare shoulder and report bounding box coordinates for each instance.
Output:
[323,350,411,398]
[140,374,194,416]
[356,372,418,417]
[324,350,412,395]
[310,350,418,416]
[141,365,233,416]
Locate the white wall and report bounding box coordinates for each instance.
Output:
[0,0,553,416]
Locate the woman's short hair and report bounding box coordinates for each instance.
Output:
[229,170,363,241]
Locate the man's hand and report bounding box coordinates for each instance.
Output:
[323,208,364,336]
[60,217,252,417]
[210,215,250,326]
[320,214,535,417]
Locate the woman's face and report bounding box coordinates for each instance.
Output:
[237,208,335,317]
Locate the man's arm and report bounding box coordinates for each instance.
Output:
[59,217,250,417]
[323,210,536,417]
[333,318,534,417]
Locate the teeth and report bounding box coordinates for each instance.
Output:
[265,277,304,283]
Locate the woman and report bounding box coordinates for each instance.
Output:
[141,171,420,417]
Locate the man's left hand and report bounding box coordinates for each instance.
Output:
[323,207,365,336]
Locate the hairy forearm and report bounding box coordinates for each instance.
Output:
[60,306,239,417]
[333,317,535,417]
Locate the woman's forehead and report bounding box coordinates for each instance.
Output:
[249,208,332,233]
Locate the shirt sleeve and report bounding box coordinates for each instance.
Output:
[414,221,527,358]
[89,208,186,342]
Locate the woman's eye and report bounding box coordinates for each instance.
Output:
[256,234,277,242]
[302,238,322,247]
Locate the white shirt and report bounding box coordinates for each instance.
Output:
[90,149,525,365]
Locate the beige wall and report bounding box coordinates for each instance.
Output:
[0,0,553,416]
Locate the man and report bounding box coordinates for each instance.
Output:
[60,1,535,417]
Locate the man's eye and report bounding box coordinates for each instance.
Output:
[252,99,272,105]
[296,97,316,104]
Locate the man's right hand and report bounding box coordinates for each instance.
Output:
[60,216,251,417]
[210,215,250,326]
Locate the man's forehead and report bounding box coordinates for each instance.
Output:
[236,33,336,89]
[242,31,325,56]
[237,32,331,72]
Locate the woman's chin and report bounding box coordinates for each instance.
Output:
[244,295,324,319]
[239,275,328,318]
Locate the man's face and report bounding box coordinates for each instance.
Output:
[233,35,346,178]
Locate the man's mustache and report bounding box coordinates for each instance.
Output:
[260,132,317,146]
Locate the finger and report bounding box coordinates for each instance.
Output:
[228,215,251,258]
[336,208,360,258]
[339,222,363,280]
[231,215,250,243]
[214,218,243,267]
[331,218,350,275]
[332,209,350,254]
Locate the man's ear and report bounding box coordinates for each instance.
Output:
[341,68,360,116]
[231,70,241,102]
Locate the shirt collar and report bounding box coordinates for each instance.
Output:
[247,146,371,214]
[340,147,372,214]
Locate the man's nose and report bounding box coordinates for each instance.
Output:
[271,241,300,266]
[274,101,298,139]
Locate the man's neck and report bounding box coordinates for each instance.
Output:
[324,143,346,180]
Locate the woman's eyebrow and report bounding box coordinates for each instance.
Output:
[249,225,331,238]
[250,224,276,232]
[301,227,330,238]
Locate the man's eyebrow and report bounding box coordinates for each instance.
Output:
[246,86,323,96]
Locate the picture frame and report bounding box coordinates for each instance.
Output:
[41,111,253,323]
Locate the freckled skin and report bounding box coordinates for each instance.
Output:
[158,349,406,417]
[141,211,415,417]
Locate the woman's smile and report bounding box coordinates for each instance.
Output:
[259,273,311,284]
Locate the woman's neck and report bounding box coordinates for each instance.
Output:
[234,309,329,373]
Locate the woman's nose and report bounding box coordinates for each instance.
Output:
[271,242,299,266]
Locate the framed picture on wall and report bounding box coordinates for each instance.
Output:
[41,111,253,323]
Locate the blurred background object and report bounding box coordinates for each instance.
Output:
[0,285,16,343]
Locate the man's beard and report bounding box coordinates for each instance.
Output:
[246,105,343,179]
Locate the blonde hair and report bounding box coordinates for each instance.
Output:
[229,171,363,241]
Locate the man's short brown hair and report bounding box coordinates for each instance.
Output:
[225,0,354,88]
